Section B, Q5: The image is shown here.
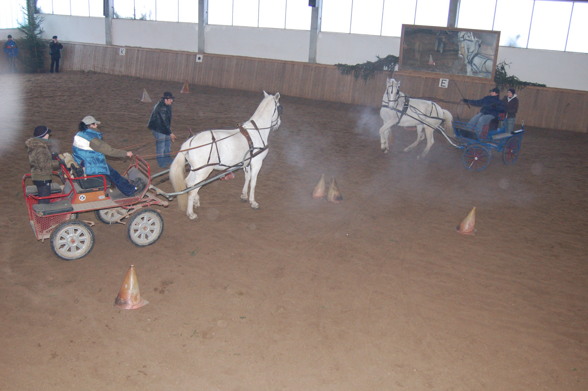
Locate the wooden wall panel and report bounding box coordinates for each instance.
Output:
[20,43,588,133]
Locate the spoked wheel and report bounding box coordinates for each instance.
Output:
[462,144,492,171]
[50,220,95,260]
[502,134,523,165]
[127,209,164,247]
[95,207,127,224]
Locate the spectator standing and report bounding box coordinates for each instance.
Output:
[147,91,177,168]
[502,88,519,134]
[3,34,18,72]
[49,35,63,73]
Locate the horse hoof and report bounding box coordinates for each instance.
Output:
[187,212,198,220]
[251,202,259,209]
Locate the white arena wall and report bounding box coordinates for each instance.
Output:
[23,14,588,92]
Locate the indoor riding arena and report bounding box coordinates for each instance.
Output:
[1,2,587,391]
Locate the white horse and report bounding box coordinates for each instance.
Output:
[169,91,282,220]
[379,78,454,158]
[457,31,493,77]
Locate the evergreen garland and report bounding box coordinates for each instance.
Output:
[335,55,399,81]
[335,56,546,90]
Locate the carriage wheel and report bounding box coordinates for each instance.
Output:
[462,144,492,171]
[127,209,164,247]
[95,207,127,224]
[502,134,523,165]
[50,220,95,261]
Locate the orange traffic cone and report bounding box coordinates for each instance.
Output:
[327,178,343,203]
[140,88,152,103]
[181,81,190,94]
[457,207,476,235]
[312,174,326,199]
[114,265,148,309]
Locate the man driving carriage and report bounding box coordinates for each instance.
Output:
[462,87,506,137]
[72,115,143,197]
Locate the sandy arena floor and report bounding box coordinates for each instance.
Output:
[1,71,587,390]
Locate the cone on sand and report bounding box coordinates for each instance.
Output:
[140,88,152,103]
[327,178,343,203]
[457,207,476,235]
[181,81,190,94]
[114,265,148,309]
[312,174,326,199]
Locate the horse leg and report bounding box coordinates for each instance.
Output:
[379,120,395,153]
[404,125,425,153]
[245,163,263,209]
[418,127,435,159]
[241,166,251,203]
[184,169,211,220]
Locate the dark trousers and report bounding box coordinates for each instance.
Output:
[33,180,52,204]
[50,56,60,73]
[107,165,136,196]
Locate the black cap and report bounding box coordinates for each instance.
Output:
[34,125,52,138]
[489,87,500,94]
[52,35,58,39]
[162,91,175,100]
[7,34,12,39]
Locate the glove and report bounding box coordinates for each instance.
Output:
[60,152,79,169]
[462,98,468,103]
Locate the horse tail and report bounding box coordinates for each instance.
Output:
[169,150,188,212]
[443,109,454,137]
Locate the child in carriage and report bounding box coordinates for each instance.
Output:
[25,126,60,204]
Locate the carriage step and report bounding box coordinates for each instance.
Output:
[32,200,74,216]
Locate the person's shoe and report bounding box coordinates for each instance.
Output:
[132,179,146,195]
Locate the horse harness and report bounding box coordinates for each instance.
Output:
[186,120,268,172]
[382,88,445,128]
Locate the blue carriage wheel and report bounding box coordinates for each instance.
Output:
[502,134,522,165]
[462,144,492,171]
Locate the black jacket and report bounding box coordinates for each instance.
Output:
[49,41,63,58]
[147,100,173,135]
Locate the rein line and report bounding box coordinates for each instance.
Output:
[382,90,444,128]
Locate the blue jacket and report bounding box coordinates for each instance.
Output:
[3,39,18,57]
[72,129,110,176]
[466,95,505,117]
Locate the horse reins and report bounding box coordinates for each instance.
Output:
[382,85,444,128]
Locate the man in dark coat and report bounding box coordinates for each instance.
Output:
[463,87,506,137]
[49,35,63,73]
[147,91,176,168]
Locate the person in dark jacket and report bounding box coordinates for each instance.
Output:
[49,35,63,73]
[25,126,59,204]
[72,115,142,196]
[147,91,176,168]
[463,87,506,137]
[502,88,519,133]
[4,34,18,72]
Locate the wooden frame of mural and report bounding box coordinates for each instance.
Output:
[399,25,500,80]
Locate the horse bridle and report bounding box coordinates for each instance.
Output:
[382,82,410,126]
